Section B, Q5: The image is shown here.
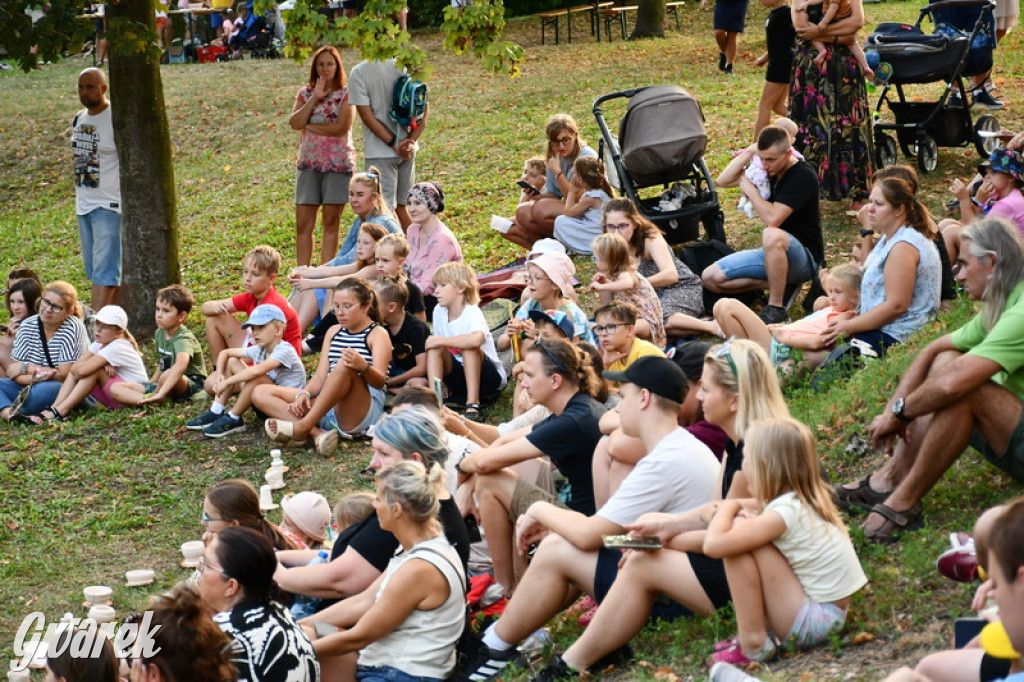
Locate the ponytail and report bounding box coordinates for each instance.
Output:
[527,337,604,400]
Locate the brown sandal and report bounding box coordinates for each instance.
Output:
[864,503,924,544]
[832,476,891,512]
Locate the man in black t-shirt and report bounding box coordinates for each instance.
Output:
[704,125,823,324]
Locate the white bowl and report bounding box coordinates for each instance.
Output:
[88,604,116,624]
[125,569,155,585]
[83,585,112,605]
[180,540,204,564]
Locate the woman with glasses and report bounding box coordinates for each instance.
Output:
[202,479,299,551]
[0,281,87,422]
[504,114,598,249]
[457,337,606,597]
[304,461,466,682]
[126,584,236,682]
[603,198,706,331]
[199,527,320,682]
[539,339,791,674]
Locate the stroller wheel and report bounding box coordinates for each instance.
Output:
[875,133,898,169]
[916,134,938,174]
[974,115,1000,158]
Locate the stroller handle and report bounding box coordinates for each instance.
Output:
[593,87,648,111]
[922,0,995,13]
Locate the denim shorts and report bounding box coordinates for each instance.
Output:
[365,156,414,208]
[356,664,445,682]
[787,598,847,648]
[295,169,351,206]
[318,384,386,437]
[77,207,122,286]
[715,234,817,285]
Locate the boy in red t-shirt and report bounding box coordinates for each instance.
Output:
[200,245,303,394]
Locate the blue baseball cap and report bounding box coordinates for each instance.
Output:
[528,309,575,339]
[242,304,286,328]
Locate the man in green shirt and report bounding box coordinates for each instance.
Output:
[835,218,1024,543]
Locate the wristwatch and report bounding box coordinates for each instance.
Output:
[892,397,913,423]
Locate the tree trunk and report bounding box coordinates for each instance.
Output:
[631,0,666,38]
[107,0,180,340]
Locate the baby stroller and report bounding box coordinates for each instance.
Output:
[868,0,999,173]
[593,86,725,245]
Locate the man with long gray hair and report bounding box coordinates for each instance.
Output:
[834,217,1024,543]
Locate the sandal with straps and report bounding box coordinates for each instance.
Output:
[464,403,482,421]
[864,502,924,544]
[833,476,891,512]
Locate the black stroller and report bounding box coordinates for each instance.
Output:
[868,0,1000,173]
[593,86,725,245]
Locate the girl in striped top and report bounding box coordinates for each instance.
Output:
[256,278,391,456]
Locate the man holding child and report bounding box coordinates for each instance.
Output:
[704,125,824,324]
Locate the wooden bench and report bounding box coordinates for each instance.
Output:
[601,1,685,41]
[536,2,613,45]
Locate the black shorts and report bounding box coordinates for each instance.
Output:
[592,548,731,621]
[765,59,794,84]
[443,352,504,405]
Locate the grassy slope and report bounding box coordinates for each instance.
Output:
[2,4,1023,678]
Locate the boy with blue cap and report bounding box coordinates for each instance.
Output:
[187,304,306,438]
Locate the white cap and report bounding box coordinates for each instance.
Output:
[95,305,128,329]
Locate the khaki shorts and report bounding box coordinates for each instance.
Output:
[508,464,559,522]
[295,169,351,205]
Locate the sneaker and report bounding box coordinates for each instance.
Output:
[937,545,979,583]
[530,656,576,681]
[710,662,763,682]
[186,409,221,430]
[455,644,526,681]
[711,636,777,666]
[718,52,727,71]
[972,88,1005,110]
[758,305,789,325]
[203,413,246,438]
[723,63,734,75]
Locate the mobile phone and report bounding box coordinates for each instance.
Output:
[517,180,539,194]
[464,514,482,543]
[954,617,986,648]
[602,534,663,550]
[313,622,340,638]
[432,377,444,406]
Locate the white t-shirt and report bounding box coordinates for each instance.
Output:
[244,341,306,389]
[72,106,121,215]
[765,491,868,603]
[348,59,405,160]
[431,304,507,385]
[597,427,719,527]
[89,338,148,383]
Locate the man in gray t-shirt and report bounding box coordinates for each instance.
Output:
[347,58,428,230]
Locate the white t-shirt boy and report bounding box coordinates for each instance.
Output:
[431,304,507,386]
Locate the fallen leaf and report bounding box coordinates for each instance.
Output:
[653,667,679,681]
[852,631,875,644]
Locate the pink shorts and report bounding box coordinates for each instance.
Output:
[786,598,847,648]
[90,375,126,410]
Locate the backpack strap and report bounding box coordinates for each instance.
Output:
[37,320,56,369]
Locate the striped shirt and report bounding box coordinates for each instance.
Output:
[11,315,88,366]
[328,322,378,372]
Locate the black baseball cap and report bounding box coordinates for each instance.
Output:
[667,341,712,381]
[603,355,687,403]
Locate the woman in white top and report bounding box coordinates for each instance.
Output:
[306,460,466,682]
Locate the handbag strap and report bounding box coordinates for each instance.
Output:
[37,319,56,369]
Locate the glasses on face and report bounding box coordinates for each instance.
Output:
[40,298,65,312]
[197,557,228,577]
[605,223,631,232]
[533,341,566,372]
[525,274,550,285]
[201,511,225,524]
[713,338,738,377]
[593,323,623,336]
[551,135,574,147]
[952,259,967,276]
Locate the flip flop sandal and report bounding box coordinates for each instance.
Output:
[833,476,891,512]
[263,419,308,448]
[38,408,68,423]
[864,502,924,544]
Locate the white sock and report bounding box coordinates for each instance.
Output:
[481,624,514,652]
[227,411,242,421]
[210,402,225,415]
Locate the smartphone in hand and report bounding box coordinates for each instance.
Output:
[517,180,540,195]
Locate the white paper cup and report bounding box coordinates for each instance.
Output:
[83,585,112,605]
[490,215,513,234]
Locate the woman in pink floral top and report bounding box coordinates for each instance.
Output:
[405,182,463,313]
[289,45,356,267]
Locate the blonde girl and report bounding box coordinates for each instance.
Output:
[289,221,390,331]
[40,305,147,422]
[256,277,392,456]
[553,156,614,254]
[704,417,867,665]
[590,232,666,348]
[715,262,862,367]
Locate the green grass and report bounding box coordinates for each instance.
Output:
[2,4,1024,678]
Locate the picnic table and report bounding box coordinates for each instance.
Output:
[535,1,613,45]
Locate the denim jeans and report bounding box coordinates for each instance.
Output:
[0,377,61,416]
